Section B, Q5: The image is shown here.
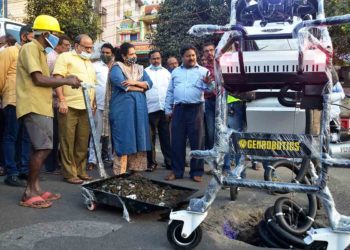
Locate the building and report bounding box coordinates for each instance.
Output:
[111,0,163,60]
[4,0,25,22]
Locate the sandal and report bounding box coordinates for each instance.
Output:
[20,196,52,209]
[65,178,83,184]
[78,175,93,181]
[41,192,62,201]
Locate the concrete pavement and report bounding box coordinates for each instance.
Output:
[0,160,350,249]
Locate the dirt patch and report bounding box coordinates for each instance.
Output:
[203,202,264,246]
[91,174,194,207]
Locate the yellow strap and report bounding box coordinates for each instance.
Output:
[227,95,240,104]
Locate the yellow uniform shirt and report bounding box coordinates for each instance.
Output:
[0,43,21,108]
[53,50,96,109]
[16,40,52,118]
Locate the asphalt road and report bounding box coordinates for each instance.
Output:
[1,155,350,250]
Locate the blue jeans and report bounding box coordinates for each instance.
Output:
[2,105,31,176]
[205,98,216,149]
[224,102,245,176]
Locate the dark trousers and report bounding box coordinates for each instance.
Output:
[0,108,4,166]
[171,103,204,178]
[2,105,31,176]
[147,110,172,167]
[205,98,216,149]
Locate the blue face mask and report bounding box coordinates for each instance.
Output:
[151,65,162,70]
[45,34,59,49]
[45,47,53,54]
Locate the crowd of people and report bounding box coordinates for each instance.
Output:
[0,14,252,209]
[0,13,346,210]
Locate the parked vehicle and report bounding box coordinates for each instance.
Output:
[0,18,24,42]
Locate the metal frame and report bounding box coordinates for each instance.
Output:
[171,0,350,248]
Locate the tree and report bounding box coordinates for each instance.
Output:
[153,0,230,59]
[25,0,101,41]
[154,0,350,64]
[325,0,350,65]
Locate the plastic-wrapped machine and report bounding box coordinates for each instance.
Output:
[167,1,350,250]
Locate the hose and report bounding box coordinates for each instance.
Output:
[274,195,317,235]
[264,158,310,194]
[257,220,281,248]
[278,85,300,107]
[264,205,299,249]
[264,206,307,248]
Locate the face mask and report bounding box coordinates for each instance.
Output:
[45,34,59,49]
[125,57,137,65]
[45,47,53,54]
[151,65,162,71]
[79,51,92,60]
[101,55,113,64]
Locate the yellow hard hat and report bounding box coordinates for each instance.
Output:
[32,15,64,33]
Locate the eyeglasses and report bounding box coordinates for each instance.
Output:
[78,44,94,52]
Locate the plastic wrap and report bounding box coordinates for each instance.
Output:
[185,0,350,233]
[82,84,108,179]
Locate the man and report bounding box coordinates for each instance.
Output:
[167,56,179,73]
[0,25,33,187]
[202,42,216,150]
[53,34,96,184]
[145,50,172,171]
[164,45,214,182]
[0,34,16,51]
[87,43,114,170]
[47,35,71,73]
[16,15,81,208]
[45,35,71,173]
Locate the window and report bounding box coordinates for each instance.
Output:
[5,22,22,43]
[101,7,107,28]
[130,33,138,41]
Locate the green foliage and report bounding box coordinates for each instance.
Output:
[24,0,101,41]
[153,0,230,59]
[154,0,350,64]
[325,0,350,64]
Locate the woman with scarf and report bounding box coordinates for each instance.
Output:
[108,42,153,174]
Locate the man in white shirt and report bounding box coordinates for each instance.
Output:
[145,50,172,171]
[87,43,114,170]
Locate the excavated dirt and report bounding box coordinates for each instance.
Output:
[203,203,264,246]
[91,174,194,207]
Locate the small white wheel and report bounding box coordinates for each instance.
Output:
[87,201,96,211]
[167,220,202,250]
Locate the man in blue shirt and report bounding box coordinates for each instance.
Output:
[164,44,214,182]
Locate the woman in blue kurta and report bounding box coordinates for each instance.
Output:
[109,42,153,174]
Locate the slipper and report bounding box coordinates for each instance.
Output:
[65,178,83,184]
[19,196,52,209]
[41,192,62,201]
[78,175,93,181]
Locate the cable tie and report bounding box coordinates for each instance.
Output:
[307,216,315,222]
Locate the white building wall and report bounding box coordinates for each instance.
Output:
[7,0,26,22]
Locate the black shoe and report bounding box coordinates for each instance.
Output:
[146,164,157,172]
[4,176,26,187]
[18,173,28,180]
[162,164,172,170]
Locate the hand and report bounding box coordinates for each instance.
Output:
[66,75,81,89]
[122,79,137,87]
[165,113,172,122]
[58,100,68,114]
[203,71,213,85]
